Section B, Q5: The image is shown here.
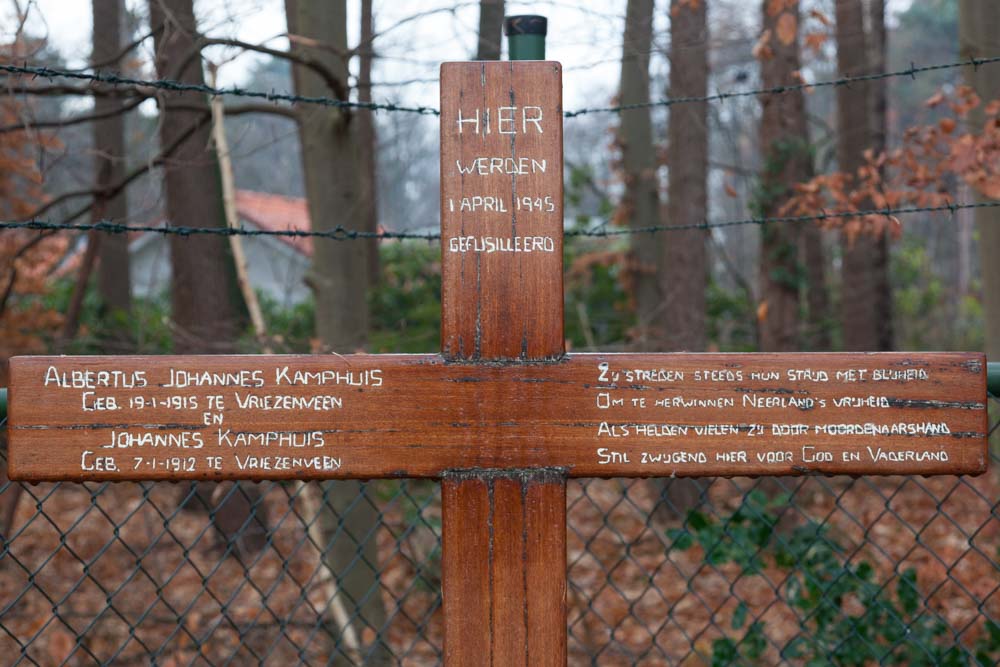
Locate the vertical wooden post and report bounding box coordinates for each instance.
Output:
[438,57,567,665]
[442,471,566,666]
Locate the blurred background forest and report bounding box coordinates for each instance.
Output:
[1,0,999,365]
[1,2,1000,664]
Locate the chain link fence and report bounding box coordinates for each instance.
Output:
[1,401,997,666]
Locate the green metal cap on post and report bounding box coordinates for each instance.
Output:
[505,15,547,60]
[989,362,1000,396]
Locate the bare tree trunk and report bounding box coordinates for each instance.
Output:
[285,1,388,663]
[358,0,379,287]
[92,0,131,331]
[148,0,266,563]
[960,0,1000,360]
[476,0,505,60]
[758,0,811,352]
[661,0,708,353]
[835,0,888,351]
[619,0,660,349]
[653,0,710,523]
[868,0,893,350]
[287,0,368,351]
[802,0,832,351]
[149,0,243,352]
[801,225,830,349]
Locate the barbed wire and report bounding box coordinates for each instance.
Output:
[3,54,999,119]
[563,55,1000,117]
[0,219,434,241]
[566,200,1000,236]
[0,64,440,116]
[3,200,995,242]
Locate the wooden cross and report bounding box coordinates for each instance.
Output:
[7,61,988,666]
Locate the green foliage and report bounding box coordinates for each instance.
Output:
[563,237,634,349]
[254,240,444,354]
[667,490,1000,665]
[254,291,315,352]
[42,278,173,353]
[892,237,983,351]
[368,240,441,353]
[751,137,814,219]
[706,278,756,351]
[562,163,634,349]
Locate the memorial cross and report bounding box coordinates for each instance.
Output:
[6,54,988,667]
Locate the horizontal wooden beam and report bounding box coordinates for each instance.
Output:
[7,352,987,481]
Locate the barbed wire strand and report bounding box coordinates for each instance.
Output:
[563,55,1000,117]
[0,64,439,116]
[2,200,995,242]
[3,54,999,118]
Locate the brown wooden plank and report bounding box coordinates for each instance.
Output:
[7,352,987,481]
[442,475,492,666]
[523,472,567,667]
[441,471,566,667]
[439,61,564,361]
[490,476,528,663]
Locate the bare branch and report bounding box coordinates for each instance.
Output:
[285,32,353,59]
[0,96,147,135]
[201,36,348,101]
[78,30,156,72]
[0,229,50,317]
[354,3,478,53]
[0,82,147,97]
[224,103,297,119]
[21,113,210,221]
[165,101,297,119]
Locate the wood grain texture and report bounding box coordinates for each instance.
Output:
[7,352,987,481]
[523,474,567,667]
[442,472,566,667]
[442,475,492,665]
[439,61,564,360]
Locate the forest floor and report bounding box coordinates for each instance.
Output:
[0,467,996,665]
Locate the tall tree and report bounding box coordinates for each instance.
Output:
[619,0,660,349]
[835,0,892,351]
[148,0,243,352]
[92,0,131,326]
[476,0,505,60]
[148,0,267,565]
[285,1,388,662]
[757,0,814,351]
[358,0,379,286]
[654,0,710,522]
[662,0,708,352]
[286,0,368,351]
[959,0,1000,360]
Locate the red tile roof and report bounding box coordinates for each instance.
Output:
[234,190,312,256]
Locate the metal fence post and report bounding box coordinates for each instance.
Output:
[505,15,547,60]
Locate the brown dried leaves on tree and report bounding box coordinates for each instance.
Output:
[0,67,64,365]
[755,2,830,61]
[783,86,1000,245]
